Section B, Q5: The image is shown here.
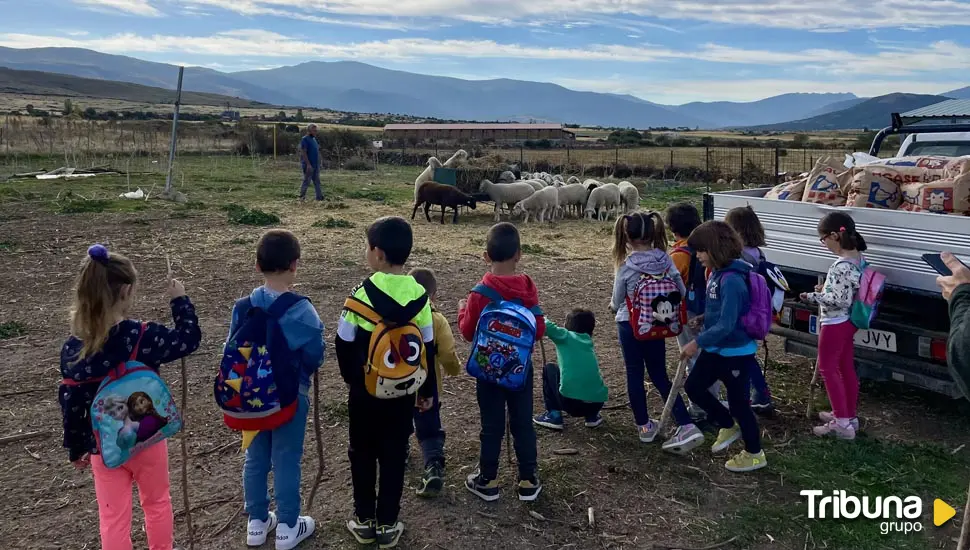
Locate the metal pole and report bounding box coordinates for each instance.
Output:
[273,124,277,160]
[775,147,780,184]
[705,146,710,174]
[669,148,674,169]
[739,146,744,186]
[163,66,184,196]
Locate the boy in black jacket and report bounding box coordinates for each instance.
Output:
[336,216,436,549]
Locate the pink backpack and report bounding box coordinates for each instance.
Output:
[839,257,886,330]
[625,271,686,341]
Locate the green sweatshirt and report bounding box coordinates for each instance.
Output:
[546,321,609,403]
[948,284,970,401]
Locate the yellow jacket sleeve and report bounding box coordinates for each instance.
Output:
[433,312,462,377]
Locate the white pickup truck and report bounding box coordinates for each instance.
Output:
[704,116,970,398]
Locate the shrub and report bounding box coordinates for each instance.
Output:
[224,204,280,226]
[343,157,373,171]
[312,217,354,229]
[58,199,111,214]
[0,321,27,340]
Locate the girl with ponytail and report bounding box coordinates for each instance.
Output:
[800,212,866,440]
[609,212,703,452]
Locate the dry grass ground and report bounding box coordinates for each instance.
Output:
[0,157,967,550]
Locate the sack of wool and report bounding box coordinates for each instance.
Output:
[899,171,970,215]
[944,156,970,178]
[862,156,953,176]
[802,157,850,206]
[847,167,903,209]
[765,177,807,201]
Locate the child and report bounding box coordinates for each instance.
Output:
[59,244,201,550]
[337,216,436,549]
[800,212,866,440]
[681,221,767,472]
[724,205,774,414]
[666,202,721,416]
[234,230,324,550]
[458,222,545,502]
[610,212,703,454]
[408,268,462,497]
[533,308,608,431]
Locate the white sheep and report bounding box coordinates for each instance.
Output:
[583,179,601,190]
[414,157,443,202]
[553,174,564,184]
[479,179,535,222]
[512,186,559,223]
[567,176,581,184]
[443,149,468,168]
[498,171,516,183]
[520,179,546,191]
[618,181,640,214]
[521,171,533,180]
[585,184,621,221]
[557,183,587,218]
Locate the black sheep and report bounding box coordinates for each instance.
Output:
[411,182,478,224]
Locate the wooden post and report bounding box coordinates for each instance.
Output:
[163,66,184,197]
[774,147,780,184]
[615,146,619,171]
[273,124,277,160]
[739,146,745,186]
[957,481,969,549]
[566,146,570,165]
[520,146,524,166]
[669,148,674,170]
[705,146,710,174]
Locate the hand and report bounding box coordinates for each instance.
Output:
[937,252,970,301]
[799,292,812,303]
[815,283,824,293]
[415,397,433,412]
[72,453,91,470]
[680,340,699,360]
[688,315,704,330]
[458,299,467,311]
[168,278,186,299]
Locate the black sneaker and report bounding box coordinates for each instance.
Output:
[376,522,404,549]
[517,476,542,501]
[346,517,376,544]
[416,463,444,498]
[464,470,500,502]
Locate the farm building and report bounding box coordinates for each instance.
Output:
[382,123,576,144]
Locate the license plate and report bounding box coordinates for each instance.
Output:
[808,315,897,352]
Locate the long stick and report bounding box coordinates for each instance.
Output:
[163,66,184,196]
[306,370,326,509]
[657,359,688,433]
[958,480,970,550]
[179,356,194,550]
[806,275,824,420]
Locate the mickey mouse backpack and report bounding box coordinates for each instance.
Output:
[85,324,182,468]
[626,270,686,341]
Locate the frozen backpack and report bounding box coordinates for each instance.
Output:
[673,246,707,316]
[342,279,430,399]
[726,270,773,341]
[215,293,306,431]
[466,284,542,391]
[839,257,886,330]
[626,270,686,340]
[85,324,182,468]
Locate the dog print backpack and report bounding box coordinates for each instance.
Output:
[626,270,686,340]
[342,279,430,399]
[87,324,182,468]
[466,284,542,391]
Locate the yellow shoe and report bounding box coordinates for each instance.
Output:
[711,426,741,453]
[725,450,767,473]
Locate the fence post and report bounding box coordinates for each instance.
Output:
[615,146,619,172]
[669,148,674,170]
[434,141,438,158]
[739,146,744,186]
[705,146,710,174]
[566,146,570,165]
[803,149,808,171]
[520,146,524,166]
[774,147,780,184]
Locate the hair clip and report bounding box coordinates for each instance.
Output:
[87,244,109,262]
[839,226,846,232]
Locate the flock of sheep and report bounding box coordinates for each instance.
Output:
[411,150,641,225]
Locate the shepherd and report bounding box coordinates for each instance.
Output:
[299,124,323,202]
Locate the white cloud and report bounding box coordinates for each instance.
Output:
[183,0,410,30]
[74,0,161,16]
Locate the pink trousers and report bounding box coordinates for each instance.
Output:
[817,321,860,419]
[91,441,174,550]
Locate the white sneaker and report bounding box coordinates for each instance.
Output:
[818,411,860,431]
[276,516,315,550]
[247,511,278,547]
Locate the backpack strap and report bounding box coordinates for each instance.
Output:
[128,323,147,361]
[266,292,309,319]
[472,283,543,317]
[61,322,147,386]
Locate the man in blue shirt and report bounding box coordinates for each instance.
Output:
[299,124,323,201]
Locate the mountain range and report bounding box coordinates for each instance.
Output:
[0,46,966,130]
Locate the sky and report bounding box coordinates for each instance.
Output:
[0,0,968,104]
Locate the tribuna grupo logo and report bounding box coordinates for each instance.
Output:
[800,490,924,535]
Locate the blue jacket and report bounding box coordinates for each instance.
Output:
[229,286,325,392]
[696,260,757,356]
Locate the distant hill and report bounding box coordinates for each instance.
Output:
[946,86,970,99]
[670,93,858,127]
[802,97,868,119]
[750,93,953,131]
[0,66,268,107]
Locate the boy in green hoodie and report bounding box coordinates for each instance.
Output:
[533,308,609,430]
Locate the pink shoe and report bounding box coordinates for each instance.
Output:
[818,412,860,431]
[813,420,856,440]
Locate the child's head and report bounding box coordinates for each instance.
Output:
[409,268,437,301]
[665,202,701,240]
[366,216,413,270]
[724,205,766,248]
[817,212,867,254]
[687,221,742,270]
[71,244,138,359]
[611,211,667,269]
[256,230,301,283]
[565,308,596,336]
[485,222,521,268]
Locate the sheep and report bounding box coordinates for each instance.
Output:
[583,179,601,190]
[412,182,477,225]
[414,157,444,202]
[442,149,468,168]
[499,171,517,183]
[521,179,547,191]
[567,176,581,184]
[716,178,727,186]
[521,171,533,181]
[618,181,640,214]
[557,183,587,218]
[553,174,564,184]
[479,179,535,221]
[585,184,621,221]
[512,186,559,223]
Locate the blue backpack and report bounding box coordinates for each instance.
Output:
[465,284,542,391]
[214,293,307,432]
[674,246,707,315]
[86,324,182,468]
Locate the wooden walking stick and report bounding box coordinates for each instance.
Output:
[958,480,970,550]
[168,254,194,550]
[657,358,689,434]
[805,275,824,420]
[306,370,326,509]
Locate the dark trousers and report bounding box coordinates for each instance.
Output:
[684,351,762,454]
[617,322,693,427]
[299,165,323,200]
[413,401,445,468]
[348,391,413,525]
[476,376,537,481]
[541,364,604,419]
